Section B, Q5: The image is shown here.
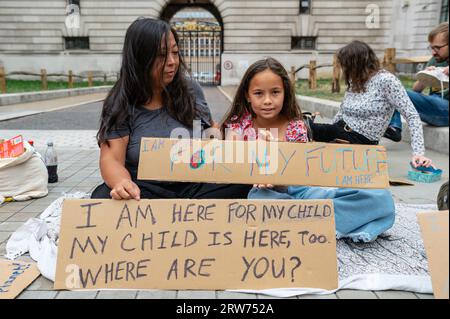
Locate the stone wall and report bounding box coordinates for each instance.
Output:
[0,0,445,84]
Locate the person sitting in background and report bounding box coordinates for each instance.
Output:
[310,41,433,169]
[385,22,449,142]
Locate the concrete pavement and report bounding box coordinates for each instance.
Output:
[0,92,106,122]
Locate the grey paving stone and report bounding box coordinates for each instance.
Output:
[49,187,74,193]
[136,290,177,299]
[216,291,258,299]
[298,293,338,299]
[375,291,418,299]
[0,242,6,254]
[0,212,15,221]
[96,290,138,299]
[33,197,59,205]
[0,232,11,243]
[56,291,99,299]
[58,181,85,187]
[1,202,30,209]
[177,290,216,299]
[43,192,64,198]
[336,290,378,299]
[0,222,24,232]
[6,212,40,222]
[415,293,435,299]
[27,276,55,291]
[77,180,99,187]
[17,290,58,299]
[0,206,20,213]
[19,205,49,213]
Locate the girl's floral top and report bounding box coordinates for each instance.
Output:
[225,112,308,142]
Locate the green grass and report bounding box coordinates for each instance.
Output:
[295,75,416,102]
[3,79,116,94]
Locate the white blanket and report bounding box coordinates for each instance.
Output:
[4,192,90,281]
[4,196,434,296]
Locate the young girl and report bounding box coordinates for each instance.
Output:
[221,58,395,242]
[310,41,433,169]
[92,18,251,200]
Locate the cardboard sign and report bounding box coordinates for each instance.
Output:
[0,259,40,299]
[137,138,389,189]
[417,211,449,299]
[55,199,338,291]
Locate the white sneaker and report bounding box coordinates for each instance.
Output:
[416,68,449,89]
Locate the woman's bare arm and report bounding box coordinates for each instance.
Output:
[99,137,140,200]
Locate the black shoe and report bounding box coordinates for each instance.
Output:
[383,126,402,142]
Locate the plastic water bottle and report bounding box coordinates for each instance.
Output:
[45,141,58,183]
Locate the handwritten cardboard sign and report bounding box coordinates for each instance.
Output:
[137,138,389,189]
[0,259,40,299]
[55,199,338,291]
[417,210,449,299]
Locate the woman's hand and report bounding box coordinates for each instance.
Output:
[110,179,141,200]
[411,155,433,168]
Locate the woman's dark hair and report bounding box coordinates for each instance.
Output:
[97,18,197,146]
[220,57,303,137]
[337,40,381,93]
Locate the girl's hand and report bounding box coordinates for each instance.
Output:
[110,179,141,200]
[259,130,278,142]
[411,155,433,168]
[253,184,274,189]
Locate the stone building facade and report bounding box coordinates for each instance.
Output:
[0,0,447,85]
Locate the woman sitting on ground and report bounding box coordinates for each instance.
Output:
[91,18,251,200]
[310,40,433,169]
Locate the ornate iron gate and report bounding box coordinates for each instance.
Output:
[176,29,222,86]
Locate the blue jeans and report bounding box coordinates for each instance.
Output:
[390,91,449,129]
[248,186,395,243]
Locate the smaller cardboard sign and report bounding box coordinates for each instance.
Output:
[0,259,40,299]
[417,211,449,299]
[137,138,389,189]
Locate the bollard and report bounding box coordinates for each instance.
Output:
[0,66,6,94]
[290,66,296,84]
[68,70,73,88]
[383,48,396,74]
[41,69,48,91]
[309,60,317,90]
[88,71,93,87]
[331,54,341,93]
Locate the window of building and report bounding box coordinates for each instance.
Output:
[64,37,89,50]
[291,37,316,50]
[68,0,80,7]
[299,0,311,14]
[441,0,449,22]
